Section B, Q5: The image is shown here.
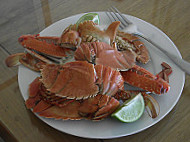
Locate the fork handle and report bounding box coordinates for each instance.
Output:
[135,33,190,75]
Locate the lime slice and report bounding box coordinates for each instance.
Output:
[112,93,145,123]
[76,13,100,26]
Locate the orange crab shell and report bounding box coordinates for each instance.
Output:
[26,77,120,120]
[18,34,73,58]
[120,65,170,94]
[116,31,150,64]
[40,61,124,99]
[75,42,137,71]
[78,21,120,44]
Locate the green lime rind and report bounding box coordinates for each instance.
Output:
[111,93,145,123]
[76,13,100,26]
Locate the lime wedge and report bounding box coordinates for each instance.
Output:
[112,93,145,123]
[76,13,100,26]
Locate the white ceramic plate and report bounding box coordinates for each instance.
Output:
[18,12,185,139]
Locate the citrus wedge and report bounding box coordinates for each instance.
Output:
[76,13,100,26]
[112,93,145,123]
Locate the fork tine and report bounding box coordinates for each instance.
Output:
[110,6,128,28]
[111,6,132,25]
[106,9,118,23]
[105,11,114,23]
[107,8,125,30]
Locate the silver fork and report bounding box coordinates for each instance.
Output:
[106,6,190,75]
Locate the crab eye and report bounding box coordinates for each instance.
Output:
[18,37,24,43]
[18,37,27,43]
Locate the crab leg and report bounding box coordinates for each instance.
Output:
[18,34,73,58]
[5,53,25,67]
[5,34,75,71]
[120,65,170,94]
[156,62,173,83]
[5,52,47,71]
[5,48,55,72]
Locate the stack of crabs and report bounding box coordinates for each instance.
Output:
[5,20,172,121]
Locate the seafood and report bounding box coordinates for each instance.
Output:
[156,62,172,83]
[55,20,120,48]
[5,21,121,70]
[5,19,171,121]
[120,65,170,94]
[5,39,169,95]
[40,61,124,99]
[7,21,149,67]
[25,61,124,120]
[75,42,137,71]
[116,31,150,64]
[78,21,120,45]
[5,52,47,71]
[25,61,160,120]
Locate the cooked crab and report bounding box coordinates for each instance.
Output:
[5,20,171,120]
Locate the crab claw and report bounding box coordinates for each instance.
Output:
[57,30,81,49]
[18,34,72,58]
[5,53,25,67]
[5,52,46,72]
[142,93,160,118]
[120,65,170,94]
